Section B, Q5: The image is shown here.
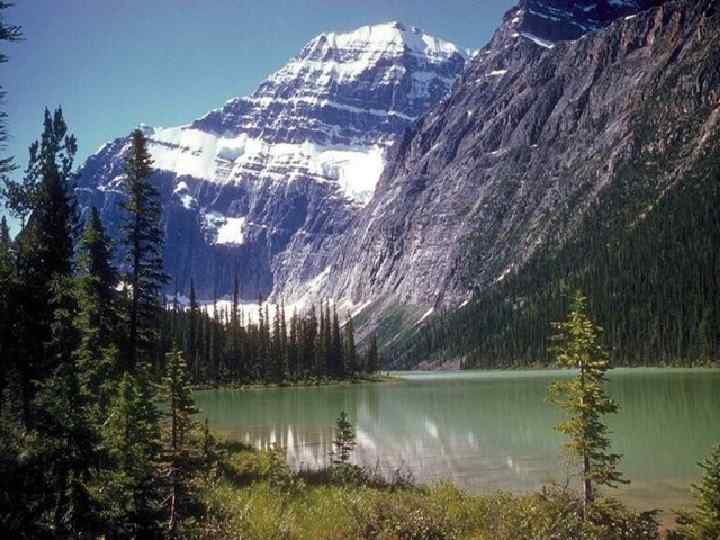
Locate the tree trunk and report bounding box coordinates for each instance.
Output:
[583,451,593,517]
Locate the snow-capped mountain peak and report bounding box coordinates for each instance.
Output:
[76,21,467,300]
[312,21,466,61]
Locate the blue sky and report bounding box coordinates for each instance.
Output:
[1,0,515,233]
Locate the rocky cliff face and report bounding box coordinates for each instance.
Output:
[325,0,718,338]
[75,22,466,300]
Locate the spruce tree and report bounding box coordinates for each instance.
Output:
[102,366,162,537]
[2,108,77,424]
[676,444,720,539]
[288,309,299,380]
[121,128,168,372]
[0,214,15,410]
[0,1,21,179]
[331,304,343,378]
[158,347,200,535]
[74,207,120,418]
[280,299,288,378]
[548,290,627,515]
[19,276,104,537]
[324,300,333,376]
[230,274,240,377]
[330,411,356,467]
[188,279,199,381]
[366,334,379,374]
[343,314,357,377]
[306,305,318,377]
[271,302,283,382]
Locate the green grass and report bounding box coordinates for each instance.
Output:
[186,443,661,540]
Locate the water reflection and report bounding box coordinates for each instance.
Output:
[195,369,720,508]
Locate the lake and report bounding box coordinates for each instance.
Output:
[195,368,720,513]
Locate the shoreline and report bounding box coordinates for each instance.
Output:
[192,373,399,392]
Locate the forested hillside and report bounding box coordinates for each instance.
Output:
[389,101,720,368]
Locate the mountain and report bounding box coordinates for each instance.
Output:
[347,0,718,366]
[75,21,466,301]
[77,0,719,368]
[324,0,670,333]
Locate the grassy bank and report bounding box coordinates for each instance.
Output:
[186,442,661,540]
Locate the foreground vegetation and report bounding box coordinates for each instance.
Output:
[191,442,662,540]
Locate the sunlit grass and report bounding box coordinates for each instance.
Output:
[188,442,661,539]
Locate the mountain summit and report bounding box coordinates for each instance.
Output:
[75,22,466,300]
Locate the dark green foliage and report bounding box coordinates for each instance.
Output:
[0,1,21,178]
[331,305,343,378]
[1,108,78,425]
[121,128,169,372]
[75,207,120,418]
[101,367,162,537]
[157,295,368,386]
[0,214,15,410]
[343,314,357,377]
[676,444,720,539]
[366,333,380,374]
[390,136,720,369]
[548,291,627,513]
[0,276,103,538]
[158,347,201,535]
[330,410,356,466]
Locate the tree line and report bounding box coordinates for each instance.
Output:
[161,285,381,385]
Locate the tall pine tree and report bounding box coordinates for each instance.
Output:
[121,128,168,372]
[2,108,77,423]
[74,207,120,419]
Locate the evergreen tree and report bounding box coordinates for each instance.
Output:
[305,305,318,377]
[23,277,102,537]
[676,444,720,539]
[158,347,200,535]
[280,299,288,378]
[330,411,356,467]
[230,274,240,378]
[2,108,77,424]
[0,214,15,410]
[343,314,357,377]
[288,309,299,380]
[366,334,379,374]
[121,128,168,372]
[101,366,162,537]
[0,214,10,263]
[324,300,333,375]
[271,302,283,382]
[548,291,627,515]
[188,279,199,381]
[74,207,120,418]
[0,1,21,179]
[331,304,343,378]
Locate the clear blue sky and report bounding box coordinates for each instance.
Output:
[1,0,515,234]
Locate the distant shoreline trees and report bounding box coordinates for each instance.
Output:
[162,292,380,386]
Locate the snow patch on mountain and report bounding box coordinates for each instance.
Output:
[316,21,464,63]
